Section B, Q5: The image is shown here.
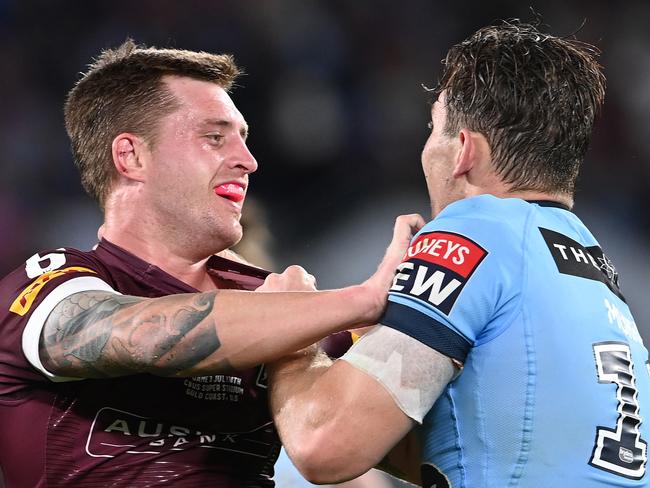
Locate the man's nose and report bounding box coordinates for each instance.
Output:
[233,139,258,174]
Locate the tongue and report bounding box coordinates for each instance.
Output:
[214,183,245,202]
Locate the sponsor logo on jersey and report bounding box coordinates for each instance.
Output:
[390,231,487,315]
[604,298,642,345]
[539,228,625,302]
[86,406,274,459]
[9,266,97,316]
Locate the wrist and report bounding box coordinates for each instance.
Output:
[348,283,386,327]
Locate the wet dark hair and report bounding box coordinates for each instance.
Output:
[434,20,605,195]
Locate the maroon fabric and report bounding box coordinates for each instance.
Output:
[320,331,353,359]
[0,240,280,487]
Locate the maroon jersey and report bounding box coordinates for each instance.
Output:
[0,239,280,487]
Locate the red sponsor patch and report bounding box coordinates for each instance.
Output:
[403,231,487,278]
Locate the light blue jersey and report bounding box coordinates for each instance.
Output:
[382,195,650,487]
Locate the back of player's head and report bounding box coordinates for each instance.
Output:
[434,20,605,196]
[64,39,241,208]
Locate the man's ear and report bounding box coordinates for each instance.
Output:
[111,133,148,182]
[452,129,475,178]
[452,129,490,179]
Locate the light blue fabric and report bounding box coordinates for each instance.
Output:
[274,448,319,487]
[382,196,650,487]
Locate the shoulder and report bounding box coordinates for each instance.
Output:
[0,246,117,383]
[383,197,532,358]
[2,246,108,286]
[416,196,533,264]
[434,195,531,233]
[0,245,115,318]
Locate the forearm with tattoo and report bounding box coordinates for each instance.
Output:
[40,291,230,378]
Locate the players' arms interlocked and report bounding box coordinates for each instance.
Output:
[40,214,425,379]
[268,327,456,485]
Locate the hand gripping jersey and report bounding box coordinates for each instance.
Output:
[381,195,650,487]
[0,239,280,487]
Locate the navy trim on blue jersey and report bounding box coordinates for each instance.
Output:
[381,301,471,362]
[526,200,571,211]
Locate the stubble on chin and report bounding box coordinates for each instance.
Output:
[209,218,244,254]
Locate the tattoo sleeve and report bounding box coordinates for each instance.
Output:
[40,291,229,378]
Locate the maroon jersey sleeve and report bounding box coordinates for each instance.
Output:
[0,244,280,487]
[0,247,118,387]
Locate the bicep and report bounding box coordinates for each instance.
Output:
[314,326,456,479]
[341,326,457,424]
[270,328,455,483]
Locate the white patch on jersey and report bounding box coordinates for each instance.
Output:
[21,276,120,382]
[604,298,643,345]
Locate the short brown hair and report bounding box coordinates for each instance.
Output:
[64,39,241,208]
[434,20,605,195]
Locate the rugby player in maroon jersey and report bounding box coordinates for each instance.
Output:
[0,40,423,487]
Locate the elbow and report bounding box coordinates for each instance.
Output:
[288,427,371,485]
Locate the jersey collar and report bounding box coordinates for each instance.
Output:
[526,200,572,211]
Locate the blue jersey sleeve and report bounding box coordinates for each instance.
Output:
[381,196,526,362]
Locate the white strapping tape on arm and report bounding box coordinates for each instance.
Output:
[340,326,457,423]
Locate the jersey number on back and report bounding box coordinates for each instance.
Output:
[589,342,647,479]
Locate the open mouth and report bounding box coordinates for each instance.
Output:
[214,183,245,203]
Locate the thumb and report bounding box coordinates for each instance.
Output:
[374,214,426,288]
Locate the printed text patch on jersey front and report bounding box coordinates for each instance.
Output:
[390,231,488,315]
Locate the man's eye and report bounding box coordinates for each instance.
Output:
[207,134,223,143]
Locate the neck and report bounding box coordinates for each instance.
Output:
[435,188,574,218]
[500,189,574,209]
[102,204,219,291]
[464,182,574,209]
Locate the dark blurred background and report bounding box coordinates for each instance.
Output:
[1,1,649,486]
[1,1,648,332]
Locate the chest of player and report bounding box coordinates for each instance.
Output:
[48,365,275,464]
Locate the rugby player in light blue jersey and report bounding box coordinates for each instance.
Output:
[267,20,650,487]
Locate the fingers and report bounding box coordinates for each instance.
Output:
[257,214,426,298]
[392,214,426,247]
[366,213,426,294]
[384,213,425,264]
[258,265,317,292]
